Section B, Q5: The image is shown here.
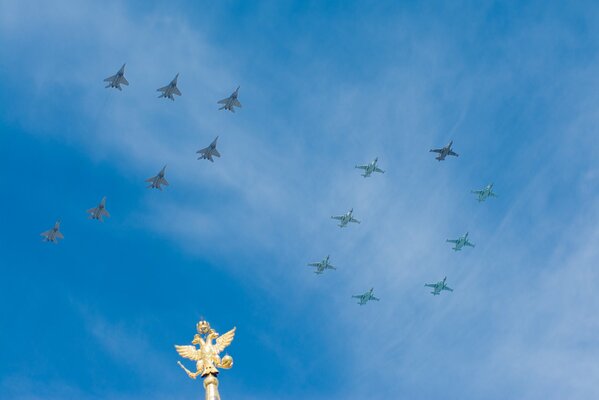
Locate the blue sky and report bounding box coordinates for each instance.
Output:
[1,0,599,398]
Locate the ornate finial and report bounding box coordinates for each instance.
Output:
[175,319,236,400]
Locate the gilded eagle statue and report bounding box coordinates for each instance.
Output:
[175,320,235,379]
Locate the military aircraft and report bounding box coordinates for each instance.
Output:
[157,73,181,101]
[218,86,242,112]
[446,232,475,251]
[430,140,459,161]
[104,63,129,90]
[331,208,360,227]
[471,183,497,202]
[425,277,453,296]
[146,165,169,190]
[355,157,385,177]
[352,288,380,305]
[41,220,64,243]
[307,255,336,274]
[197,137,221,162]
[87,196,110,221]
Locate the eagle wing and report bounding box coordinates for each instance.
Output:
[175,345,202,361]
[214,327,236,354]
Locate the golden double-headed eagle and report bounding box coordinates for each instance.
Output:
[175,320,235,378]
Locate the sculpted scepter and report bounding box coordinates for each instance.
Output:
[175,320,235,400]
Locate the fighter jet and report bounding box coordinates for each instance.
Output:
[217,86,242,112]
[87,196,110,221]
[146,165,169,190]
[104,64,129,90]
[355,157,385,178]
[352,288,380,305]
[425,277,453,296]
[331,208,360,227]
[446,232,475,251]
[196,136,221,162]
[157,73,181,101]
[471,183,497,202]
[430,140,459,161]
[307,255,336,275]
[40,220,64,243]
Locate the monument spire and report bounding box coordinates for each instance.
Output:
[175,319,236,400]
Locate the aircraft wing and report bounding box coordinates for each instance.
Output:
[145,176,156,182]
[331,216,343,220]
[197,147,209,155]
[443,286,453,292]
[102,209,110,218]
[86,207,97,214]
[349,218,360,224]
[448,150,459,156]
[121,77,129,86]
[307,262,320,267]
[160,177,169,186]
[374,167,385,173]
[351,294,363,299]
[212,149,221,158]
[446,239,459,243]
[355,165,368,170]
[465,241,475,247]
[157,86,169,92]
[471,190,483,195]
[217,97,229,104]
[424,283,436,288]
[103,74,116,82]
[371,296,380,301]
[40,230,51,237]
[173,87,182,96]
[430,148,443,153]
[56,231,64,239]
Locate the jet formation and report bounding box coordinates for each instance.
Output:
[218,86,242,112]
[471,183,497,202]
[331,208,360,228]
[39,66,503,307]
[446,232,475,251]
[425,277,453,296]
[87,196,110,221]
[41,220,64,243]
[157,74,182,101]
[197,136,221,162]
[430,140,459,161]
[355,157,385,178]
[307,255,336,274]
[146,166,169,190]
[352,288,380,305]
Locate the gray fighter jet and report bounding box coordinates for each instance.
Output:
[218,86,241,112]
[446,232,475,251]
[104,64,129,90]
[430,140,459,161]
[425,277,453,296]
[41,220,64,243]
[87,196,110,221]
[355,157,385,178]
[331,208,360,228]
[196,137,221,162]
[157,73,181,101]
[307,255,336,275]
[352,288,380,305]
[471,183,497,202]
[146,165,169,190]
